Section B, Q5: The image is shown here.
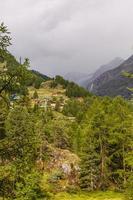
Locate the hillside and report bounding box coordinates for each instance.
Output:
[31,69,50,81]
[90,57,124,82]
[87,55,133,98]
[78,57,124,88]
[0,50,51,92]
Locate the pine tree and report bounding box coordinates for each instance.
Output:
[80,137,100,191]
[0,22,11,50]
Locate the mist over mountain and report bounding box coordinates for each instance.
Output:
[72,57,124,88]
[90,57,124,82]
[77,73,94,87]
[87,55,133,98]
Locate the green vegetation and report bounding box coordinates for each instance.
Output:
[80,97,133,191]
[0,23,133,200]
[54,191,124,200]
[51,75,91,98]
[28,70,50,89]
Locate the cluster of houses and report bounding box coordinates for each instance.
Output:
[32,93,66,111]
[9,91,66,111]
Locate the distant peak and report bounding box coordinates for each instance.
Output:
[123,54,133,65]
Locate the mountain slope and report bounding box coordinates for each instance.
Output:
[77,73,93,87]
[31,69,50,81]
[79,57,124,88]
[91,57,124,82]
[88,55,133,98]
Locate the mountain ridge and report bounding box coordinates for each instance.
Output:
[88,54,133,98]
[78,57,124,88]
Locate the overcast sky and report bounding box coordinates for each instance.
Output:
[1,0,133,76]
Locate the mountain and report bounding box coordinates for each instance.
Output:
[63,58,124,88]
[77,73,94,87]
[87,55,133,98]
[79,57,124,88]
[91,57,124,81]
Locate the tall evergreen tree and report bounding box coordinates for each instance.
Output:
[80,137,100,191]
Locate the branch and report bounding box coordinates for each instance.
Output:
[0,75,14,94]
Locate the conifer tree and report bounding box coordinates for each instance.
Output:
[80,137,100,191]
[0,22,11,50]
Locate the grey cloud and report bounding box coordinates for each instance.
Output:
[1,0,133,76]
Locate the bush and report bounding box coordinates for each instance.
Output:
[125,175,133,200]
[66,185,79,194]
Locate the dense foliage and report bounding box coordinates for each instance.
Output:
[79,97,133,191]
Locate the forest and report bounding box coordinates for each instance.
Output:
[0,23,133,200]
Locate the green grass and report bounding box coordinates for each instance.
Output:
[0,191,124,200]
[54,191,124,200]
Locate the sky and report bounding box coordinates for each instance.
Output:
[1,0,133,77]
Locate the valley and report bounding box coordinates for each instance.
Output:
[0,23,133,200]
